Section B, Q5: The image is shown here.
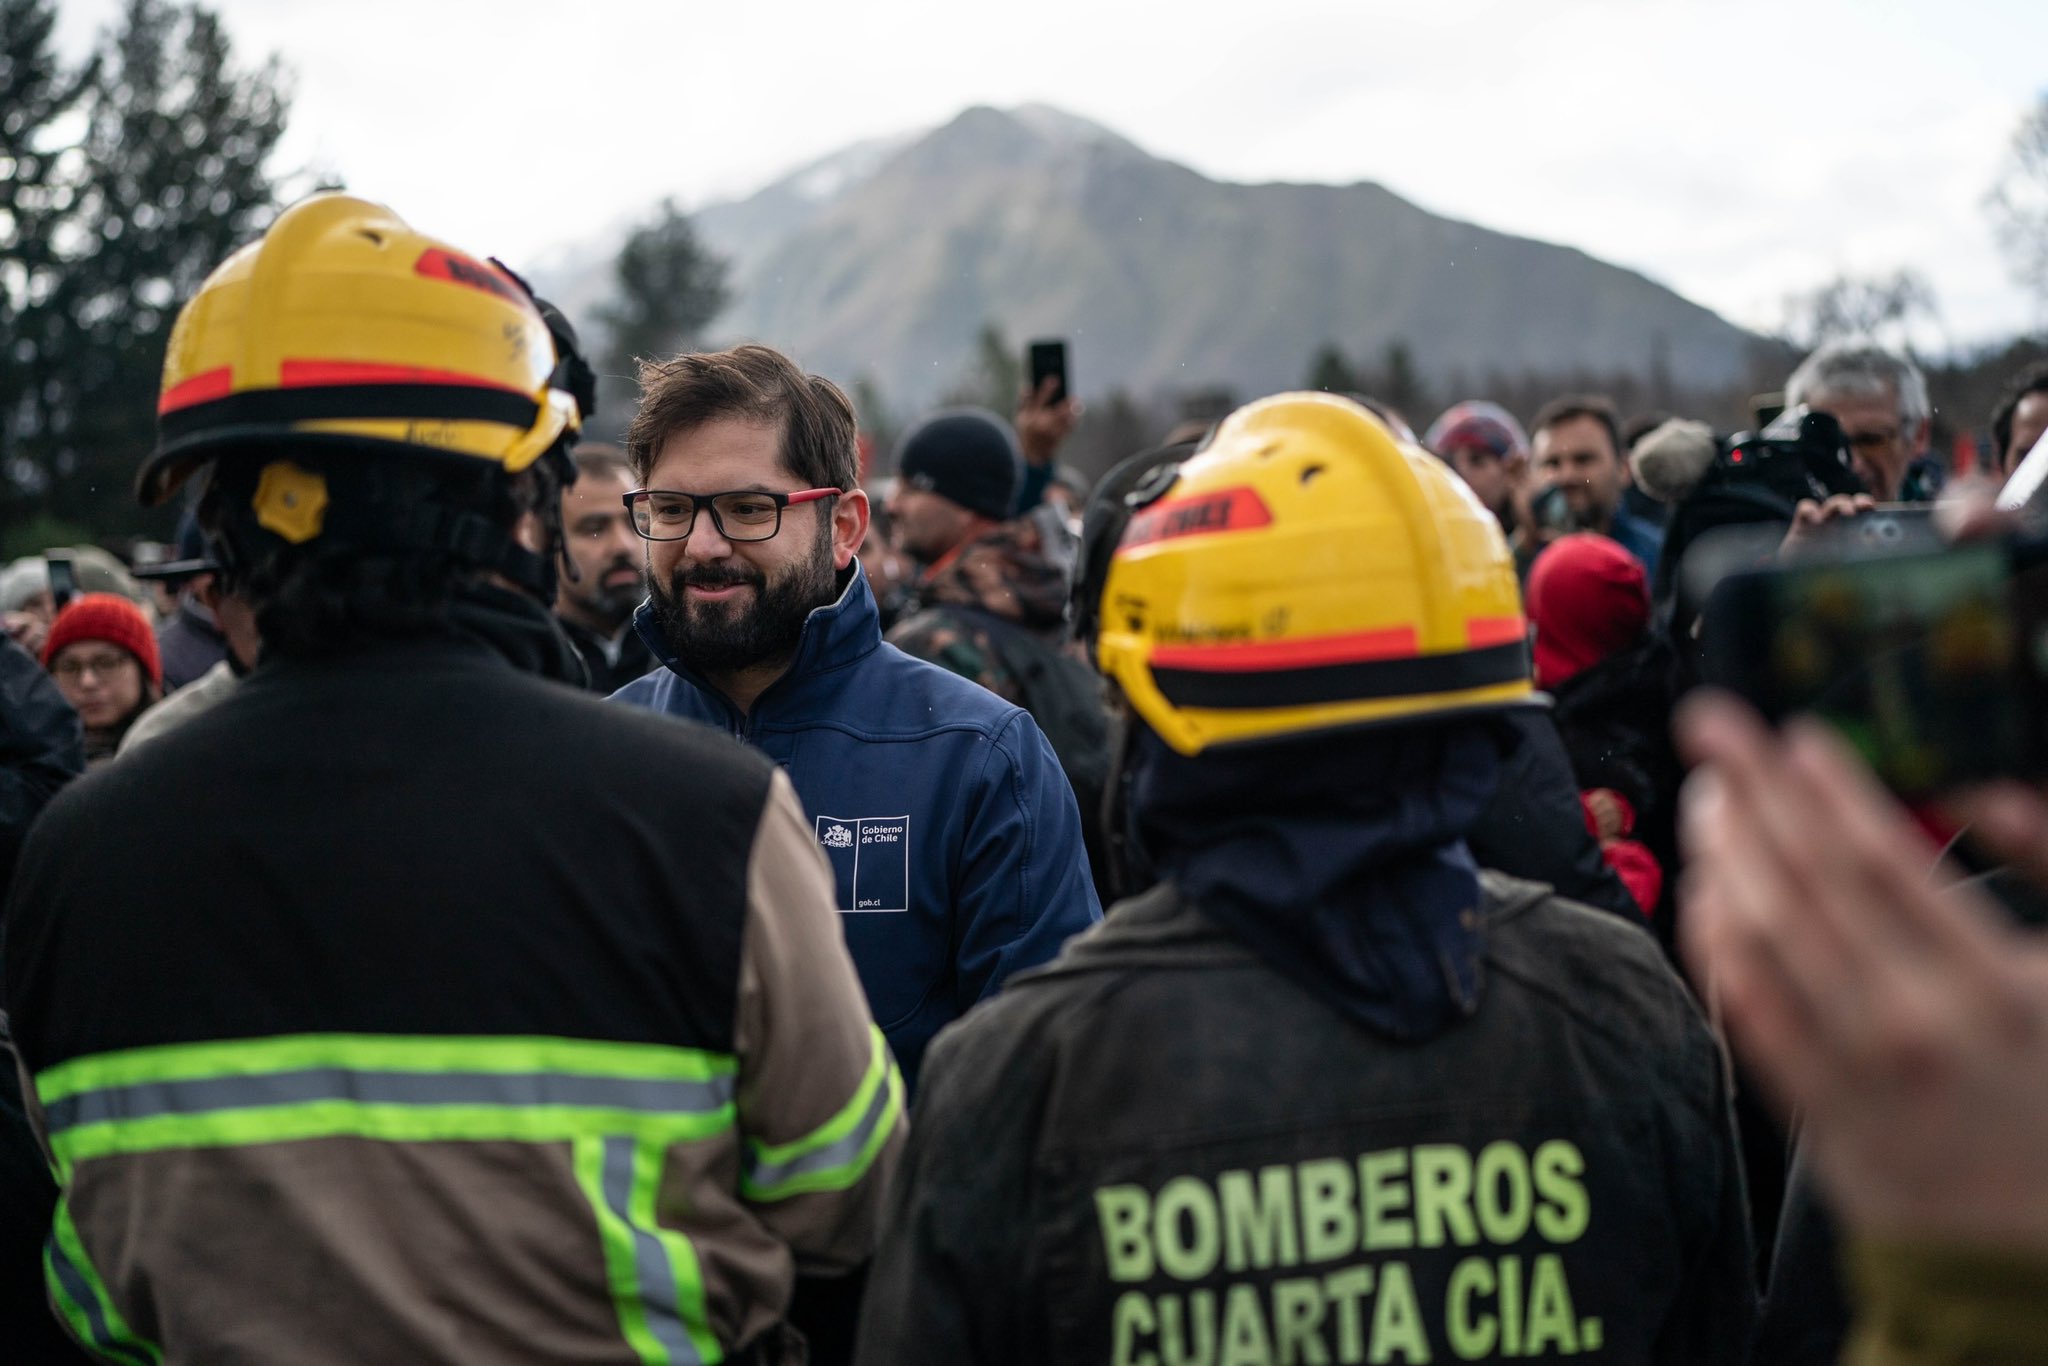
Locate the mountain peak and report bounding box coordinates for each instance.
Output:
[538,104,1757,417]
[919,103,1142,165]
[1005,102,1130,147]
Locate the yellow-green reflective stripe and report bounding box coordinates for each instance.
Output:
[46,1200,160,1364]
[35,1033,735,1104]
[49,1102,735,1183]
[742,1026,902,1201]
[628,1137,721,1364]
[574,1136,722,1365]
[576,1137,670,1366]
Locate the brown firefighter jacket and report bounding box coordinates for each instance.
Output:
[3,614,905,1365]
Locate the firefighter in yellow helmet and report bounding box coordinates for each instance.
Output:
[858,392,1755,1365]
[135,192,584,608]
[4,195,902,1364]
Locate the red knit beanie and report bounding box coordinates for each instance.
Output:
[1526,533,1649,689]
[41,593,164,688]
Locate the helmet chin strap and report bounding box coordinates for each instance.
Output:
[1099,704,1153,902]
[321,496,558,600]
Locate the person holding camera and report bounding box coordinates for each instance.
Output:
[1785,341,1934,503]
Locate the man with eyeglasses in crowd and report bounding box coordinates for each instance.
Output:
[610,344,1101,1100]
[1784,340,1936,502]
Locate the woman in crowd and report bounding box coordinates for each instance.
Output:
[40,593,161,767]
[1526,532,1682,923]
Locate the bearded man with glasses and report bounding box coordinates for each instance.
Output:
[612,345,1100,1105]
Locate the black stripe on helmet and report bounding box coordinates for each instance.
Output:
[158,383,539,443]
[1153,640,1532,710]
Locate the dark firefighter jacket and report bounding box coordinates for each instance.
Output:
[857,873,1756,1365]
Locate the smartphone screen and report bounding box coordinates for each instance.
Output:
[1706,541,2040,795]
[46,555,77,612]
[1027,340,1068,405]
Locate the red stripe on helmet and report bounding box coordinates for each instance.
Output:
[1120,486,1272,550]
[1149,627,1422,673]
[414,248,527,304]
[158,366,235,415]
[1464,616,1528,648]
[278,360,525,393]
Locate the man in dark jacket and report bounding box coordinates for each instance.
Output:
[857,393,1754,1365]
[555,442,655,691]
[3,196,901,1365]
[610,346,1100,1092]
[885,408,1112,901]
[885,405,1072,707]
[136,511,230,692]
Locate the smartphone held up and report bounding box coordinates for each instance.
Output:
[45,553,77,612]
[1027,339,1068,405]
[1703,531,2048,798]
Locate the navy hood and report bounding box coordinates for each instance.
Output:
[1129,719,1502,1042]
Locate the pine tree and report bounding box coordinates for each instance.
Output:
[1305,342,1356,394]
[596,198,731,381]
[4,0,288,538]
[940,322,1023,415]
[850,374,899,472]
[0,0,94,530]
[1371,341,1430,422]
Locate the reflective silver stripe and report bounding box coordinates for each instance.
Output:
[601,1136,702,1366]
[43,1069,736,1134]
[47,1237,148,1366]
[746,1064,896,1194]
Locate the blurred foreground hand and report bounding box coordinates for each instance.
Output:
[1678,692,2048,1253]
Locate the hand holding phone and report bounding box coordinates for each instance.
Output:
[1026,339,1068,406]
[1017,339,1079,467]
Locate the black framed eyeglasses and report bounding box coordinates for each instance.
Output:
[1843,427,1904,452]
[623,487,839,543]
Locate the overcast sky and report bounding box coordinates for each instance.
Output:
[55,0,2048,351]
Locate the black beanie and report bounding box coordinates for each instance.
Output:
[894,408,1022,521]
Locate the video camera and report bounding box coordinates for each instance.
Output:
[1687,413,2048,799]
[1653,408,1873,623]
[1701,406,1867,508]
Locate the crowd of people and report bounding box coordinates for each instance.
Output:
[5,192,2048,1364]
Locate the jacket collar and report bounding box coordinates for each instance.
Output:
[248,586,588,689]
[1025,871,1553,986]
[633,561,883,715]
